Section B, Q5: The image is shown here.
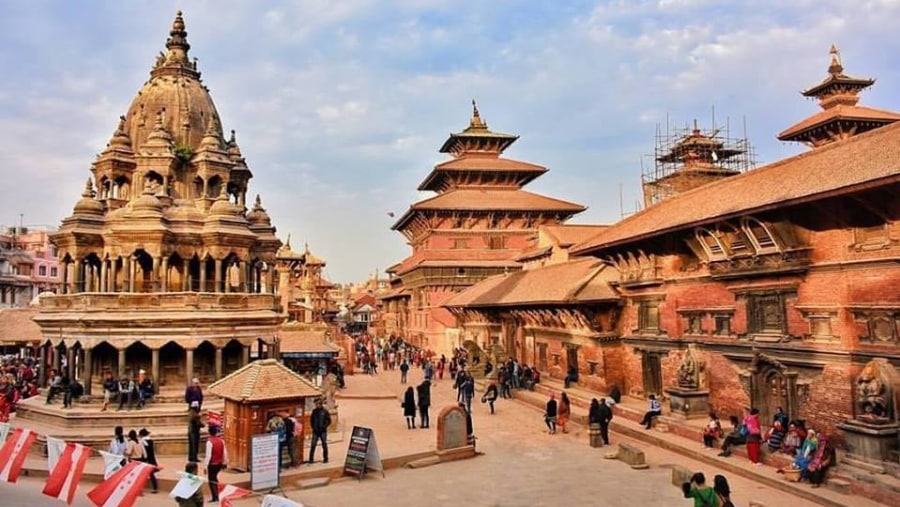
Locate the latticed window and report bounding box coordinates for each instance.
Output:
[742,218,780,253]
[747,293,786,335]
[638,301,660,333]
[696,228,726,260]
[488,236,506,250]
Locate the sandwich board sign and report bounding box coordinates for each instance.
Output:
[342,426,384,480]
[251,432,281,491]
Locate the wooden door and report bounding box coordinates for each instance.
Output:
[642,353,662,398]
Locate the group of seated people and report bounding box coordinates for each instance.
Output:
[703,408,835,487]
[101,370,154,411]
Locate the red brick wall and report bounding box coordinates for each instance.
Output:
[706,352,749,419]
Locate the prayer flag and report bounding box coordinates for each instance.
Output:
[47,436,66,472]
[42,442,90,505]
[0,428,37,483]
[87,461,154,507]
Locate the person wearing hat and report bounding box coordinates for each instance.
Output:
[308,398,331,464]
[138,428,158,493]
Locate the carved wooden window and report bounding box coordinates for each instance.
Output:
[695,228,727,260]
[638,301,661,333]
[742,218,780,254]
[714,314,732,335]
[721,224,750,255]
[747,293,786,335]
[853,224,890,250]
[451,238,469,249]
[488,236,507,250]
[684,313,703,335]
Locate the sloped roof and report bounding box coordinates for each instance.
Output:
[278,328,340,355]
[574,120,900,254]
[208,358,321,402]
[410,189,585,212]
[443,257,619,308]
[390,248,522,276]
[432,155,546,172]
[778,105,900,141]
[542,224,610,247]
[0,308,42,344]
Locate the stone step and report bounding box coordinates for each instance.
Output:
[826,478,851,494]
[14,397,223,429]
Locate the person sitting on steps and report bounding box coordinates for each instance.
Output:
[640,394,662,430]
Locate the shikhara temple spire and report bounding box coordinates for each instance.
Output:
[828,44,842,75]
[166,10,190,63]
[468,99,487,130]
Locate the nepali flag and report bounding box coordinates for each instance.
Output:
[219,483,252,507]
[42,442,90,505]
[0,428,37,483]
[87,461,154,507]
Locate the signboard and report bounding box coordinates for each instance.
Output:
[250,433,280,491]
[342,426,384,480]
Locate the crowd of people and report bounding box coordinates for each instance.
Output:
[0,355,44,421]
[108,424,160,494]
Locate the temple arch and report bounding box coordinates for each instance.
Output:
[124,341,151,380]
[223,339,244,375]
[195,340,216,383]
[159,341,185,387]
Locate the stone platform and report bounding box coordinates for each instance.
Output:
[12,395,224,456]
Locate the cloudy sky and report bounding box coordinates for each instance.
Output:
[2,0,900,282]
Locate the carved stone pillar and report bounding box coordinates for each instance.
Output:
[60,259,69,294]
[117,347,126,379]
[72,260,82,294]
[182,258,190,291]
[66,347,76,379]
[185,348,195,384]
[160,257,169,292]
[100,259,108,293]
[124,256,133,293]
[152,256,160,292]
[151,348,160,394]
[199,262,207,292]
[214,346,223,380]
[242,345,251,366]
[82,346,93,395]
[214,259,223,293]
[39,344,48,386]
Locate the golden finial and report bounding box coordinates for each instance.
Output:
[828,44,843,75]
[469,99,487,129]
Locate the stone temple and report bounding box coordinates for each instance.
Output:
[33,11,285,394]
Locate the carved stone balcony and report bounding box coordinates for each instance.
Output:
[708,248,812,280]
[39,291,277,311]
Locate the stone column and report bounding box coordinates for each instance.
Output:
[82,346,93,395]
[151,348,160,394]
[39,344,48,386]
[100,260,108,293]
[66,347,76,379]
[214,346,223,380]
[242,345,251,366]
[60,259,69,294]
[72,260,82,294]
[53,346,62,373]
[117,347,126,380]
[214,259,223,293]
[185,348,195,383]
[124,256,133,293]
[160,257,169,292]
[182,258,190,291]
[199,262,207,292]
[152,256,160,292]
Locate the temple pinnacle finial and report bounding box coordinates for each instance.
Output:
[285,233,292,249]
[828,44,843,75]
[469,99,487,129]
[163,10,191,66]
[254,194,262,208]
[82,178,95,198]
[304,242,310,254]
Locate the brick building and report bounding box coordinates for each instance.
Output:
[385,103,585,353]
[0,227,61,307]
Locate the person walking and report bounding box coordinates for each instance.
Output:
[187,408,204,463]
[204,425,228,504]
[402,386,417,429]
[640,394,662,430]
[308,399,332,464]
[596,397,613,445]
[714,475,735,507]
[399,360,409,384]
[557,392,571,434]
[417,379,431,429]
[462,375,475,413]
[544,393,558,434]
[459,402,475,447]
[482,382,499,414]
[139,428,159,494]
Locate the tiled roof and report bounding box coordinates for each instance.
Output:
[574,120,900,254]
[409,189,585,212]
[390,249,523,276]
[434,155,545,172]
[542,224,610,247]
[208,358,321,402]
[278,328,341,354]
[0,308,42,344]
[778,105,900,141]
[515,245,552,262]
[443,257,619,308]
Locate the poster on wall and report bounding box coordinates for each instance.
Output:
[250,433,280,491]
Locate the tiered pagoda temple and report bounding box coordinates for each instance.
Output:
[384,103,585,351]
[34,12,288,392]
[778,45,900,147]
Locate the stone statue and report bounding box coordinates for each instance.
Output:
[677,346,700,390]
[322,373,338,412]
[855,358,898,424]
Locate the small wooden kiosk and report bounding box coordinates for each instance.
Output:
[208,358,321,471]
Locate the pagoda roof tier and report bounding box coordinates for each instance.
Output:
[802,46,875,100]
[417,154,547,192]
[439,101,519,156]
[573,119,900,255]
[777,104,900,144]
[391,189,586,231]
[443,257,619,308]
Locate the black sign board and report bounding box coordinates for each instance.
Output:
[342,426,383,480]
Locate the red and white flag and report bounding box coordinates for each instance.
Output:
[219,483,252,507]
[86,461,154,507]
[0,428,37,483]
[42,442,90,505]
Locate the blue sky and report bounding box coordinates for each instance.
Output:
[2,0,900,282]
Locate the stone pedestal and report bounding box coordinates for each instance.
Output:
[665,387,709,420]
[838,420,900,473]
